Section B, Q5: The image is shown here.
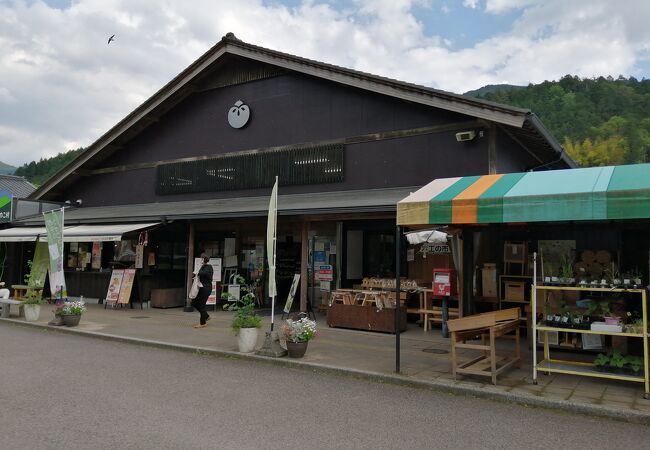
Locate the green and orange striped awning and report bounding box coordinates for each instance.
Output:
[397,164,650,226]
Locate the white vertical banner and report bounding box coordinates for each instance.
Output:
[267,177,278,322]
[43,208,67,298]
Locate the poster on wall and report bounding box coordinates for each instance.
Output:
[194,257,222,282]
[147,251,156,266]
[207,282,218,305]
[317,265,333,281]
[135,244,144,269]
[91,242,102,270]
[224,238,236,257]
[105,269,125,305]
[283,274,301,313]
[118,269,136,304]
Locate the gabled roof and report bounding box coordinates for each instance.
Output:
[32,33,575,200]
[0,174,36,198]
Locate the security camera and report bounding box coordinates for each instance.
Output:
[455,130,476,142]
[74,199,82,206]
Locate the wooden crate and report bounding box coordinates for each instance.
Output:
[504,281,526,301]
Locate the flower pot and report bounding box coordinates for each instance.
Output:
[62,314,81,327]
[23,304,41,322]
[237,327,259,353]
[286,341,308,358]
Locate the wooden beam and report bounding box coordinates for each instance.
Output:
[87,120,484,175]
[488,123,497,175]
[185,222,195,311]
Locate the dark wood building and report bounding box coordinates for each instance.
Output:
[4,33,574,311]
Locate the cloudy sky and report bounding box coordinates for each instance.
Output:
[1,0,649,167]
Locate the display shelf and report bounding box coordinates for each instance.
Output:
[536,325,644,338]
[532,251,649,397]
[536,359,645,383]
[536,285,644,293]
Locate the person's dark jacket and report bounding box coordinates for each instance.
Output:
[197,264,214,288]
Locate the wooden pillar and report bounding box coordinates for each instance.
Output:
[488,123,497,174]
[184,221,195,311]
[300,221,309,312]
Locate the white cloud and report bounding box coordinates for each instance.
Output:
[463,0,480,9]
[0,0,648,166]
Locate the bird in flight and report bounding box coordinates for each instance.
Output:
[107,34,115,44]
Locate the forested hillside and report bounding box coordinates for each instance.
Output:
[469,76,650,167]
[0,161,15,175]
[14,148,84,186]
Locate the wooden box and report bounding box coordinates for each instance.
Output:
[326,303,407,333]
[482,263,497,297]
[504,281,526,301]
[150,287,185,308]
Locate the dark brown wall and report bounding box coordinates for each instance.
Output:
[61,72,536,207]
[495,128,541,173]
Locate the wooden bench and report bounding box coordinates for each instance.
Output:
[0,299,25,318]
[447,308,521,385]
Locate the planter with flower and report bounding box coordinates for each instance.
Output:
[222,276,262,353]
[60,300,86,327]
[281,315,317,358]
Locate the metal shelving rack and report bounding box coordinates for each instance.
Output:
[532,253,650,398]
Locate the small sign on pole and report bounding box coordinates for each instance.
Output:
[283,274,301,313]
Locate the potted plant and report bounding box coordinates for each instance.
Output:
[593,353,610,372]
[625,312,644,334]
[22,296,46,322]
[559,256,575,285]
[609,351,626,374]
[280,314,317,358]
[22,260,46,322]
[628,269,643,288]
[624,355,643,375]
[222,276,262,353]
[605,262,621,287]
[60,300,86,327]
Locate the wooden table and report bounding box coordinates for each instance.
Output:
[11,284,30,300]
[447,308,521,385]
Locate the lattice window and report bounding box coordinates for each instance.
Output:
[156,143,344,195]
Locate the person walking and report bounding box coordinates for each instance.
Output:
[192,256,213,328]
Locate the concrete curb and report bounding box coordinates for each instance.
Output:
[3,318,649,425]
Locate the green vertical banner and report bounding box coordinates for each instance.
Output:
[30,242,49,289]
[0,190,11,223]
[43,208,67,298]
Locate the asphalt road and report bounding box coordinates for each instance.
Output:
[1,324,649,450]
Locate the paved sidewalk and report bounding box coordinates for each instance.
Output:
[2,303,649,424]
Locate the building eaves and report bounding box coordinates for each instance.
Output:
[30,33,563,200]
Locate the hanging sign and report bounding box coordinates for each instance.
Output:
[418,243,450,258]
[91,242,102,269]
[283,274,301,313]
[135,244,144,269]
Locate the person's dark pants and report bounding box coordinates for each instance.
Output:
[192,286,211,325]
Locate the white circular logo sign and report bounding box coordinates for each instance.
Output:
[227,100,250,129]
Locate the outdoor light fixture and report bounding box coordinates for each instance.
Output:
[455,130,476,142]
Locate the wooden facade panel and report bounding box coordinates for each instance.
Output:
[95,73,472,168]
